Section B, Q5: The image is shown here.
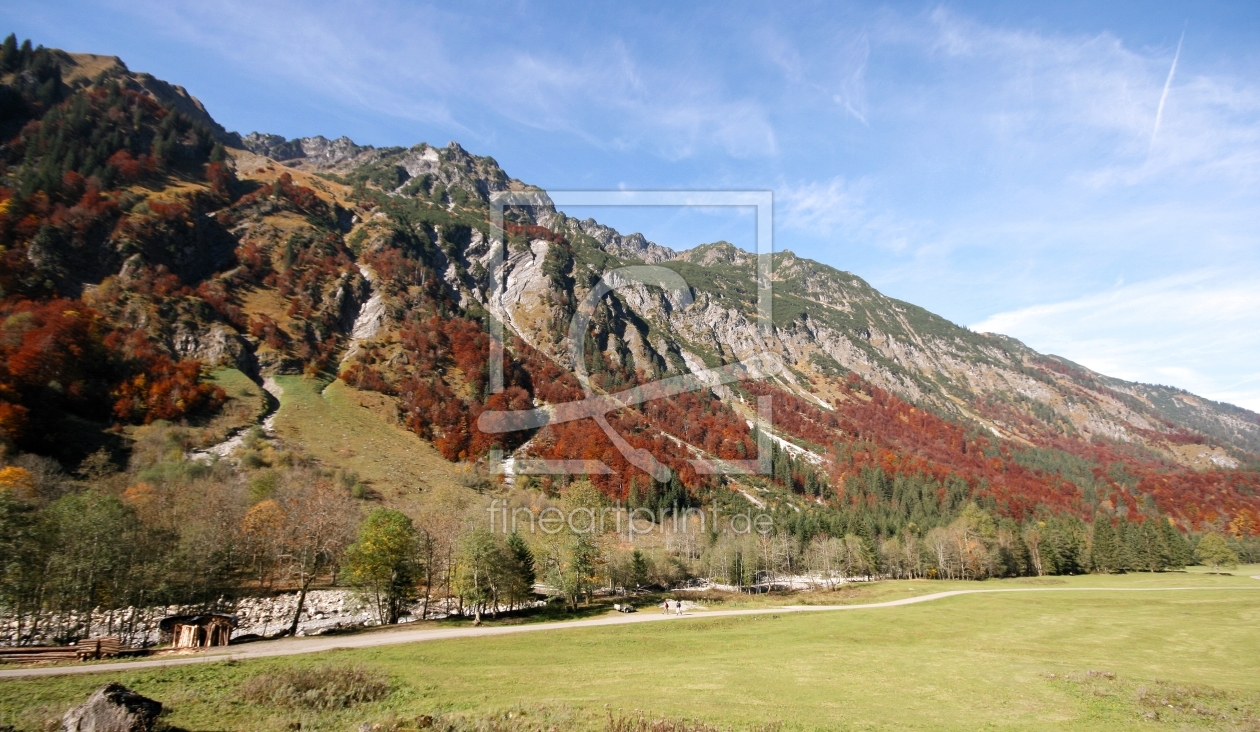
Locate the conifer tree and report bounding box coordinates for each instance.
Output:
[1158,518,1193,568]
[1091,517,1120,573]
[630,548,649,589]
[1115,518,1137,571]
[504,531,536,608]
[1,34,18,71]
[1141,520,1166,571]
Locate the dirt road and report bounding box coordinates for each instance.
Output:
[3,585,1257,680]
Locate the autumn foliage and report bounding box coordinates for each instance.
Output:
[0,298,224,447]
[742,374,1260,534]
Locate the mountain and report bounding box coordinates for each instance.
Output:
[2,36,1258,541]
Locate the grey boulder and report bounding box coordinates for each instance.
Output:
[62,683,162,732]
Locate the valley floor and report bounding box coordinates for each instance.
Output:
[1,567,1258,731]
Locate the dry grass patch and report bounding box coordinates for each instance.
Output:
[1052,670,1260,729]
[239,664,391,711]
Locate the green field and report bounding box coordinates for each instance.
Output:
[3,568,1258,731]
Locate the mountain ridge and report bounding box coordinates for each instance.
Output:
[2,38,1258,539]
[232,128,1260,465]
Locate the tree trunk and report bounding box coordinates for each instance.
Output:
[286,583,309,637]
[421,542,434,620]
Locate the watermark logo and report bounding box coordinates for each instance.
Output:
[487,500,774,538]
[478,191,777,480]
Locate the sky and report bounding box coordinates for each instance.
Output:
[5,1,1260,410]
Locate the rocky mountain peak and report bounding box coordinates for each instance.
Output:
[239,133,373,169]
[569,218,675,264]
[676,241,753,267]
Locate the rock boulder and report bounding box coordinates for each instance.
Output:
[62,683,161,732]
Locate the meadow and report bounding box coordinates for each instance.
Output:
[2,567,1258,731]
[268,374,470,499]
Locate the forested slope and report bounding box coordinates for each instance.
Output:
[0,34,1256,638]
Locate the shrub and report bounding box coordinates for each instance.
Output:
[238,664,390,710]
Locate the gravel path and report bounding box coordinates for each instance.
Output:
[4,585,1259,680]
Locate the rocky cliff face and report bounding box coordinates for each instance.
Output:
[240,133,373,169]
[305,144,1258,468]
[573,218,676,265]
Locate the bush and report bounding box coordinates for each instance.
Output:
[238,664,390,710]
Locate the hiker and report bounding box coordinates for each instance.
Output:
[661,600,670,615]
[674,600,682,616]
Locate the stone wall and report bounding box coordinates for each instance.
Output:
[0,590,440,648]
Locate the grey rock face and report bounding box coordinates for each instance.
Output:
[170,322,252,371]
[240,132,304,161]
[62,683,161,732]
[296,135,373,167]
[572,218,676,264]
[240,132,374,169]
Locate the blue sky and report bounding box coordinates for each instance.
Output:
[5,1,1260,410]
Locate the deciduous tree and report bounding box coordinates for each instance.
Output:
[1195,532,1238,572]
[345,508,420,625]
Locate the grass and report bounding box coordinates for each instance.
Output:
[198,368,270,445]
[3,570,1259,731]
[238,665,391,711]
[269,374,469,499]
[670,563,1260,612]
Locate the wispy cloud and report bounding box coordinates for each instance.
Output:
[779,177,867,236]
[1150,30,1184,152]
[972,270,1260,411]
[777,176,927,259]
[835,31,870,124]
[753,23,870,125]
[904,8,1260,189]
[107,0,778,159]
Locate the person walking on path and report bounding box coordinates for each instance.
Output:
[661,600,670,615]
[674,600,683,616]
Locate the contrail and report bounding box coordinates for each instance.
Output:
[1150,31,1184,152]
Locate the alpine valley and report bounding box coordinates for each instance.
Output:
[2,35,1259,591]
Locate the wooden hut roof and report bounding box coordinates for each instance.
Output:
[158,613,239,633]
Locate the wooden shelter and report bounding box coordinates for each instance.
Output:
[158,614,237,649]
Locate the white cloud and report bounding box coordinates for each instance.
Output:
[972,271,1260,411]
[779,177,867,236]
[777,176,928,259]
[865,7,1260,192]
[834,31,870,124]
[753,23,869,125]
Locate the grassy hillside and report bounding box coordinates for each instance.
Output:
[3,569,1258,731]
[269,374,470,499]
[198,367,269,444]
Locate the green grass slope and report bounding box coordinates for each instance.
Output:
[269,374,469,498]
